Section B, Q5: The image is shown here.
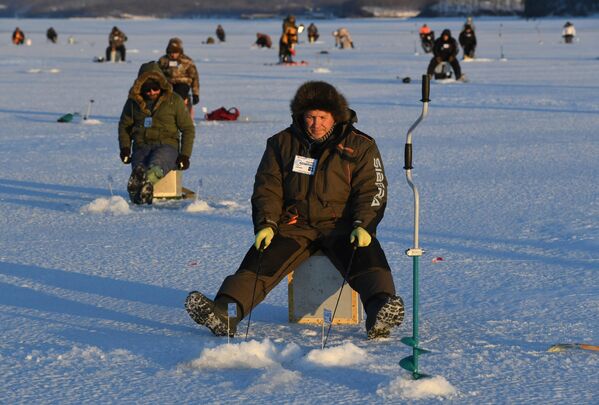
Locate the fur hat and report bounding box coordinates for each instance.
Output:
[166,37,183,54]
[290,81,350,123]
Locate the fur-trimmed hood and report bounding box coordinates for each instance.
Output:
[128,61,173,115]
[290,81,351,123]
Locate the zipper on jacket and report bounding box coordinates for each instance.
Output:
[306,146,332,225]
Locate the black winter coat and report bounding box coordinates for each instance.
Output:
[459,29,477,48]
[433,35,459,60]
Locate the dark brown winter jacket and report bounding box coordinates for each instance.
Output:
[251,111,387,236]
[118,62,195,157]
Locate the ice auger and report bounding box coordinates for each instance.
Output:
[399,75,432,380]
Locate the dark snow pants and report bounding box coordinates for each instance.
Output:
[105,45,126,62]
[131,144,178,176]
[427,56,462,79]
[279,42,293,62]
[216,223,396,319]
[462,44,476,58]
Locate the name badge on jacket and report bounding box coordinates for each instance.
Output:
[168,60,178,67]
[292,155,318,175]
[144,117,153,127]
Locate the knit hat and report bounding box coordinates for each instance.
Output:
[290,81,350,123]
[166,37,183,54]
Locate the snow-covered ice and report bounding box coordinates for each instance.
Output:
[185,198,215,213]
[304,341,368,366]
[187,339,301,369]
[1,16,598,404]
[377,375,457,400]
[81,196,131,215]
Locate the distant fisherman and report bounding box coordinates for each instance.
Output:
[158,38,200,119]
[106,26,127,62]
[279,15,299,63]
[12,27,25,45]
[562,21,576,44]
[427,29,465,81]
[46,27,58,44]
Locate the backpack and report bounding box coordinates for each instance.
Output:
[205,107,240,121]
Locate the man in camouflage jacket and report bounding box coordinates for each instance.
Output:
[106,26,127,62]
[158,38,200,111]
[186,81,404,340]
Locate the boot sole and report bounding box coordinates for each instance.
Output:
[185,291,232,337]
[367,296,404,339]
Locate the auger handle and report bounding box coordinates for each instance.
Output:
[404,75,430,170]
[404,144,412,170]
[421,75,430,103]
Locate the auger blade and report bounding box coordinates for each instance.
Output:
[401,337,432,354]
[412,371,432,380]
[400,356,432,380]
[399,355,415,372]
[401,336,417,347]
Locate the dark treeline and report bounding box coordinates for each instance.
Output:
[523,0,599,17]
[1,0,597,18]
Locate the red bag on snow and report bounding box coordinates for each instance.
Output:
[205,106,240,121]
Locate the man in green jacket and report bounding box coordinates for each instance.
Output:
[186,81,403,339]
[118,62,195,204]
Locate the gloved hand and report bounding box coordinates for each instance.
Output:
[350,226,371,247]
[176,154,190,170]
[192,95,199,105]
[254,227,274,251]
[120,147,131,164]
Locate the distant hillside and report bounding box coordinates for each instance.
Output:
[0,0,431,18]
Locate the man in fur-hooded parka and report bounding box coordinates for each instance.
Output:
[118,62,195,203]
[185,81,404,340]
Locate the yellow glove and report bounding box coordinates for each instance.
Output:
[350,226,371,247]
[254,227,274,251]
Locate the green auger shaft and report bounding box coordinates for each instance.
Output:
[412,255,420,374]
